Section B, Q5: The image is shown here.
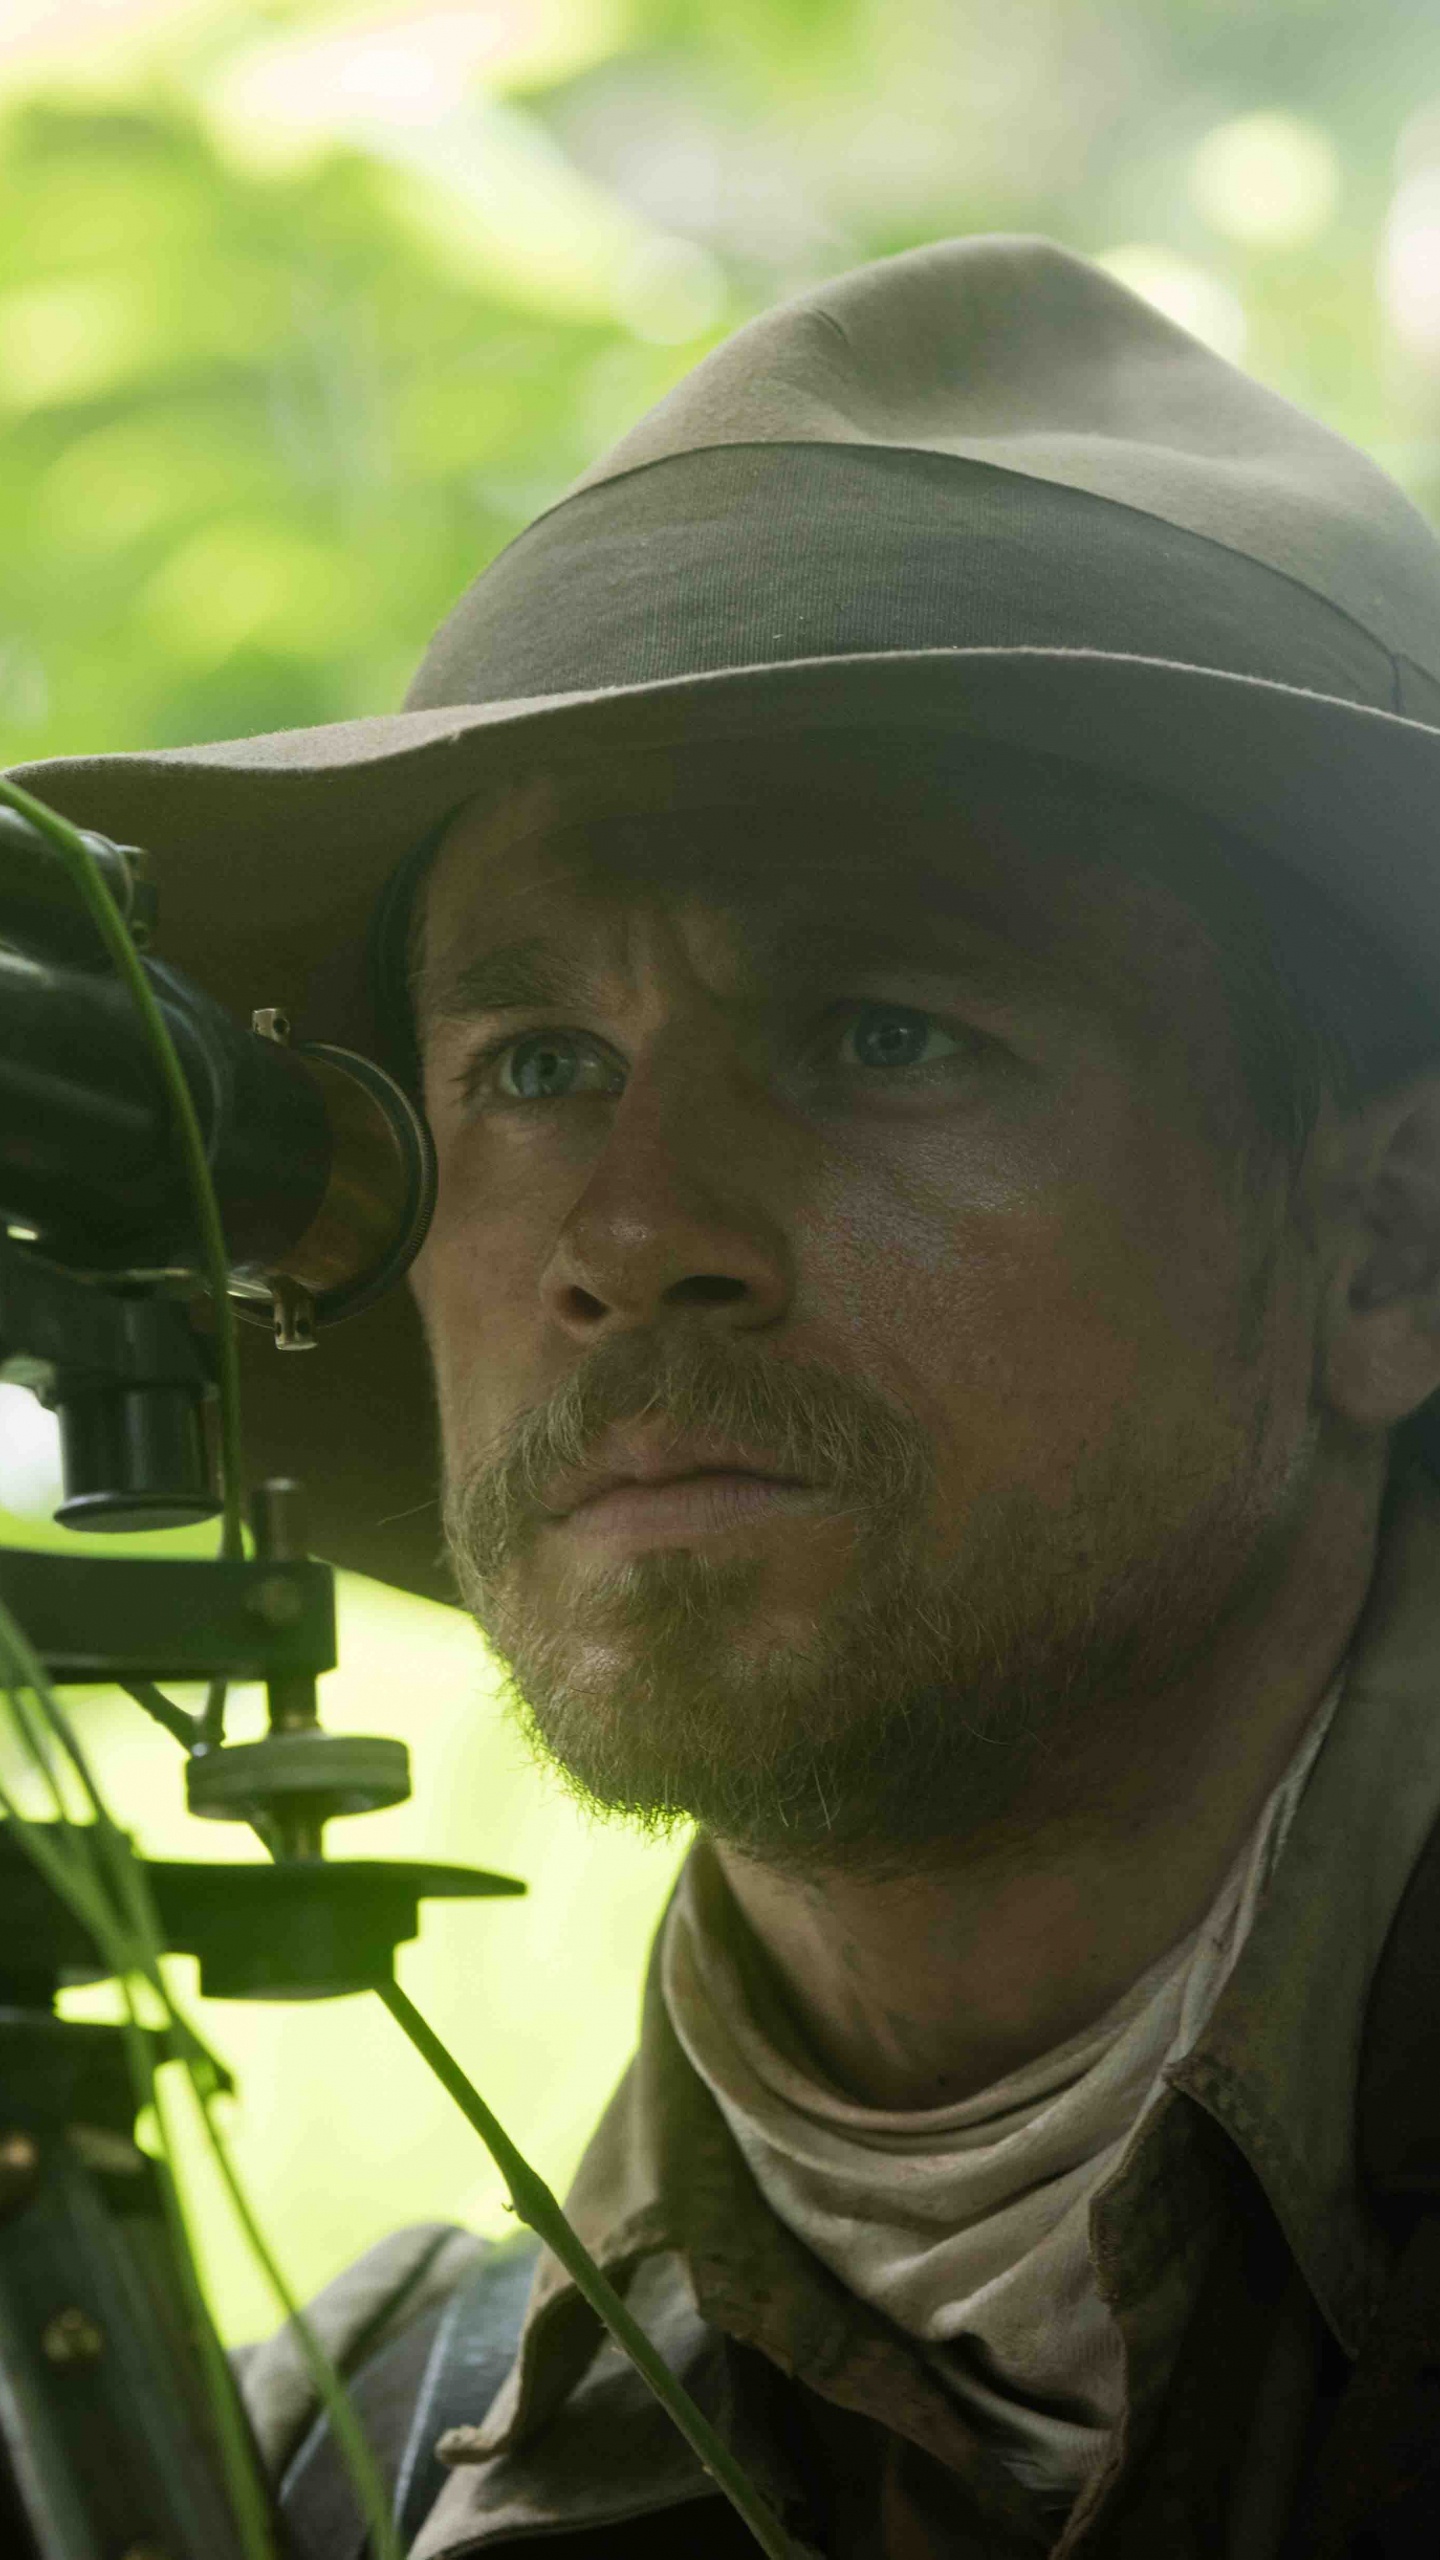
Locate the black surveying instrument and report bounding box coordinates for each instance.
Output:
[0,793,524,2560]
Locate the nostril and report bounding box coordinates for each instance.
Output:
[664,1274,748,1309]
[560,1282,609,1324]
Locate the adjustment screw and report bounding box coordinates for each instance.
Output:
[0,2130,38,2178]
[253,1476,306,1562]
[0,2128,39,2216]
[248,1574,304,1628]
[41,2305,104,2365]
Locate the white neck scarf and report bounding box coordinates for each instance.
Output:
[662,1683,1342,2509]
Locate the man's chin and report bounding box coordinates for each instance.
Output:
[491,1546,785,1693]
[471,1544,989,1869]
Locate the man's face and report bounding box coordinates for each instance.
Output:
[411,752,1319,1872]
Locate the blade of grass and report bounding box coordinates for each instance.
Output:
[190,2095,404,2560]
[0,1742,275,2556]
[378,1979,805,2560]
[120,1993,280,2560]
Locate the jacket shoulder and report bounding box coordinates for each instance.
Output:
[235,2220,490,2481]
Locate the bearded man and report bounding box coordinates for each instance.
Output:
[23,235,1440,2557]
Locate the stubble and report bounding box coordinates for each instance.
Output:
[443,1330,1287,1878]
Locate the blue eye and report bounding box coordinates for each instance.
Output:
[494,1032,621,1100]
[838,1006,959,1071]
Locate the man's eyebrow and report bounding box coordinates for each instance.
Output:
[417,939,608,1025]
[773,908,1040,994]
[416,901,1048,1029]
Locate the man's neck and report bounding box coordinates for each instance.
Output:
[714,1479,1382,2111]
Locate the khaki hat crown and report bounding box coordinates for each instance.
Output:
[412,232,1440,703]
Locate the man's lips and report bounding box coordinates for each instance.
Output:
[541,1440,825,1549]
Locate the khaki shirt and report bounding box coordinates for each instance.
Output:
[390,1477,1440,2553]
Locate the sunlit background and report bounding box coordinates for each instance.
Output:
[4,0,1440,2341]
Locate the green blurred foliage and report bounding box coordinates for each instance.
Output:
[2,0,1439,771]
[5,0,1440,2337]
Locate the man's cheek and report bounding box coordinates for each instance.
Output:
[866,1208,1232,1487]
[411,1219,548,1457]
[812,1180,1125,1398]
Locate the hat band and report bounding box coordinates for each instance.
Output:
[409,444,1403,720]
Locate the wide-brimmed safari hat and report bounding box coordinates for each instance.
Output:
[14,233,1440,1599]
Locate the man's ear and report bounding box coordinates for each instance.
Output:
[1315,1072,1440,1430]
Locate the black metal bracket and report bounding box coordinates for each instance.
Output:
[0,1828,524,2004]
[0,1547,335,1685]
[0,1241,219,1531]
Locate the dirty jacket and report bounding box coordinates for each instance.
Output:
[247,1470,1440,2557]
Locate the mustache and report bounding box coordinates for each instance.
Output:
[443,1330,932,1587]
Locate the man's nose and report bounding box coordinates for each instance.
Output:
[538,1067,792,1340]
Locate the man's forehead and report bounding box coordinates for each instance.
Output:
[419,762,1110,974]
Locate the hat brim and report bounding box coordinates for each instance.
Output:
[14,644,1440,1599]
